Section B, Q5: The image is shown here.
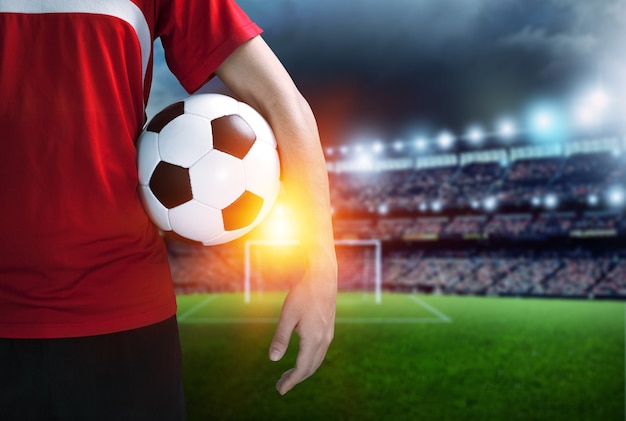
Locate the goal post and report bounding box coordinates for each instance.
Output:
[244,239,299,303]
[244,239,382,304]
[335,239,382,303]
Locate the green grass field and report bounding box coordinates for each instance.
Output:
[176,292,624,421]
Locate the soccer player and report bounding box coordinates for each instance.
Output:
[0,0,337,418]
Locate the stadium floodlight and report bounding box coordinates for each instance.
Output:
[607,186,625,207]
[325,147,334,156]
[372,141,384,154]
[497,119,516,139]
[393,140,404,152]
[527,102,567,142]
[340,145,349,155]
[483,196,497,212]
[418,202,428,212]
[356,153,373,169]
[574,105,596,127]
[544,193,559,209]
[377,203,389,215]
[531,196,542,207]
[467,126,485,145]
[587,194,599,206]
[588,87,609,110]
[437,131,455,149]
[431,200,443,212]
[533,110,553,132]
[574,87,610,128]
[414,137,427,151]
[470,199,480,209]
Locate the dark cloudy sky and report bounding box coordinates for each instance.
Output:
[147,0,626,147]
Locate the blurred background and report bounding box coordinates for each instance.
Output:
[147,2,626,419]
[150,0,626,300]
[149,0,626,144]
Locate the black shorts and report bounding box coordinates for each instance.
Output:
[0,316,186,420]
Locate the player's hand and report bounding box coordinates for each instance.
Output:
[269,256,337,395]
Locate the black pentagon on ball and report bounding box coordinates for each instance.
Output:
[146,101,185,133]
[211,114,256,159]
[222,190,264,231]
[149,161,193,209]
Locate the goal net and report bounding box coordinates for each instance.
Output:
[244,239,382,303]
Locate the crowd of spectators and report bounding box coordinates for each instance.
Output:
[329,150,625,215]
[486,257,560,296]
[483,214,532,238]
[166,147,626,300]
[166,235,626,300]
[165,237,244,294]
[591,260,626,296]
[382,247,625,299]
[540,258,611,296]
[332,210,624,242]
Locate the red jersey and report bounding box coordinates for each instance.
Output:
[0,0,261,338]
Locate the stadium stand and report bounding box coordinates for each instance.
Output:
[168,136,626,300]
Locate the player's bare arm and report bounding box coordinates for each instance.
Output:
[216,35,338,395]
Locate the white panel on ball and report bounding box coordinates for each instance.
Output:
[138,185,171,230]
[190,150,246,209]
[184,94,239,122]
[158,114,214,168]
[169,200,224,243]
[137,93,282,246]
[242,141,280,197]
[136,131,161,185]
[237,102,277,147]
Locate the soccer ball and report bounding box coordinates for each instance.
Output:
[137,94,281,245]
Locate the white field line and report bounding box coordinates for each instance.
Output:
[180,317,451,325]
[335,317,450,324]
[408,295,452,323]
[177,295,217,322]
[178,294,453,325]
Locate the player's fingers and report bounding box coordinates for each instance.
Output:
[269,310,297,362]
[275,355,324,395]
[275,368,297,395]
[275,333,328,395]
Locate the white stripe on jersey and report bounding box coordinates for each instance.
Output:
[0,0,151,82]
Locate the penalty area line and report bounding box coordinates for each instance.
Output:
[408,295,452,323]
[178,316,451,325]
